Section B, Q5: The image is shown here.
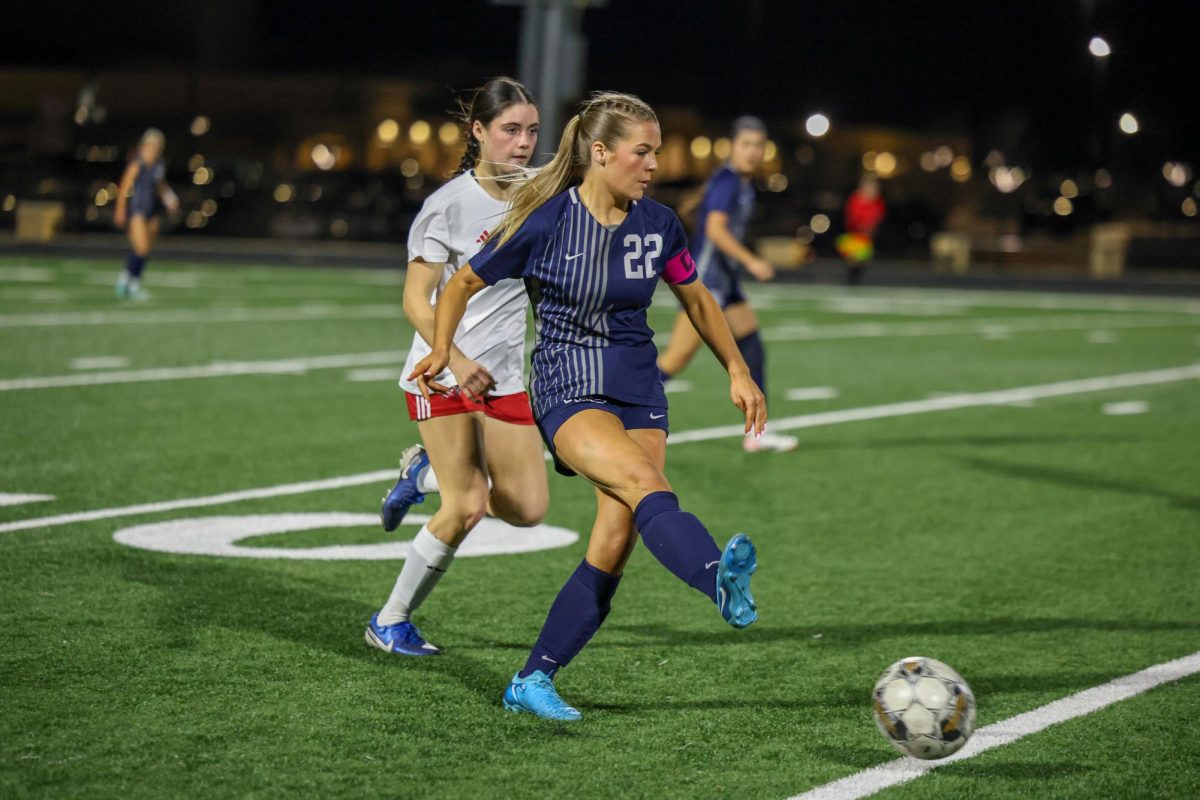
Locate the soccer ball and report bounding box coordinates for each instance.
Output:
[872,656,976,760]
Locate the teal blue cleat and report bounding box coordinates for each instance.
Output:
[502,671,582,721]
[717,533,758,628]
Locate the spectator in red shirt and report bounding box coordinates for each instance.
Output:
[838,176,886,284]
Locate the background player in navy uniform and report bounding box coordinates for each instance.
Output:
[366,78,547,657]
[410,92,766,721]
[657,116,798,452]
[113,128,179,300]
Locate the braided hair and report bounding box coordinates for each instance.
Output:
[452,77,537,177]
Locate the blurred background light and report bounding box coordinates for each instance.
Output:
[804,113,830,137]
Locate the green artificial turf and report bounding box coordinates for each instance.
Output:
[1,256,1198,799]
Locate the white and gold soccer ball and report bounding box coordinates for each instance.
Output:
[872,656,976,760]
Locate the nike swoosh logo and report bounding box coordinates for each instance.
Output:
[650,413,665,420]
[564,253,585,261]
[705,560,720,570]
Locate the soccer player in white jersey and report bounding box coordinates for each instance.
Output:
[411,92,765,720]
[366,78,546,657]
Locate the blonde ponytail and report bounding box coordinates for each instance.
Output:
[491,91,658,248]
[492,114,584,246]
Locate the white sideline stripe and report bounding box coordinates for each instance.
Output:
[0,351,406,392]
[743,284,1200,315]
[789,650,1200,800]
[0,493,56,507]
[668,363,1200,444]
[0,304,399,328]
[3,363,1198,536]
[0,471,396,534]
[760,313,1200,344]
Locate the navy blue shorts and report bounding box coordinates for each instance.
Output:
[700,263,747,309]
[536,396,669,477]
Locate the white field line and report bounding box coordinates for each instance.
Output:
[0,351,405,392]
[3,363,1197,536]
[742,284,1200,315]
[18,313,1190,394]
[0,304,399,328]
[786,387,840,401]
[669,363,1200,444]
[345,367,401,383]
[789,650,1200,800]
[0,493,56,507]
[760,313,1200,344]
[70,356,130,370]
[0,471,396,534]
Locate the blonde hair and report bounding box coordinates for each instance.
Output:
[140,128,165,146]
[492,91,658,246]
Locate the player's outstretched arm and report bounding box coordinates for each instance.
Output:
[406,265,489,399]
[670,280,766,436]
[402,259,494,400]
[706,211,774,281]
[114,162,138,230]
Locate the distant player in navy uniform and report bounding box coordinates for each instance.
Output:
[410,92,765,721]
[113,128,178,300]
[657,116,797,452]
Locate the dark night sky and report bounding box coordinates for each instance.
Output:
[5,0,1199,165]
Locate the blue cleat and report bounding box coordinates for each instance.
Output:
[716,533,758,629]
[502,671,582,721]
[364,613,441,656]
[380,444,429,532]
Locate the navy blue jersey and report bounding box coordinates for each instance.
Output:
[691,165,755,280]
[471,187,697,415]
[130,158,166,217]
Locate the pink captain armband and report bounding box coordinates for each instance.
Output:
[663,248,697,285]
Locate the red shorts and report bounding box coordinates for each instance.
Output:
[405,390,535,425]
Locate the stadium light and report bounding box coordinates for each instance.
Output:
[1118,112,1139,135]
[1088,36,1111,58]
[805,113,830,138]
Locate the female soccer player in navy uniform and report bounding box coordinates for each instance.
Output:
[367,78,547,657]
[657,116,797,452]
[113,128,178,300]
[410,92,765,721]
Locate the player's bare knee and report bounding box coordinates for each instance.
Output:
[627,459,668,494]
[441,495,488,532]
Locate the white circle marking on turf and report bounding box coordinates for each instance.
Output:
[1102,401,1148,416]
[112,512,579,560]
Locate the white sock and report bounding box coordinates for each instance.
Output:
[416,465,439,494]
[377,526,457,625]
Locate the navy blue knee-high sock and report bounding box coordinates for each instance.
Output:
[519,560,621,679]
[633,491,722,604]
[125,252,146,279]
[736,331,766,394]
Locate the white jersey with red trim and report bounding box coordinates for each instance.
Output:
[399,171,529,397]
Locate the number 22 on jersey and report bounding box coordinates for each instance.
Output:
[623,233,663,279]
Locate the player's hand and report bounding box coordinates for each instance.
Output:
[729,369,766,437]
[407,349,453,400]
[114,209,127,230]
[164,194,180,215]
[448,353,495,402]
[745,256,775,282]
